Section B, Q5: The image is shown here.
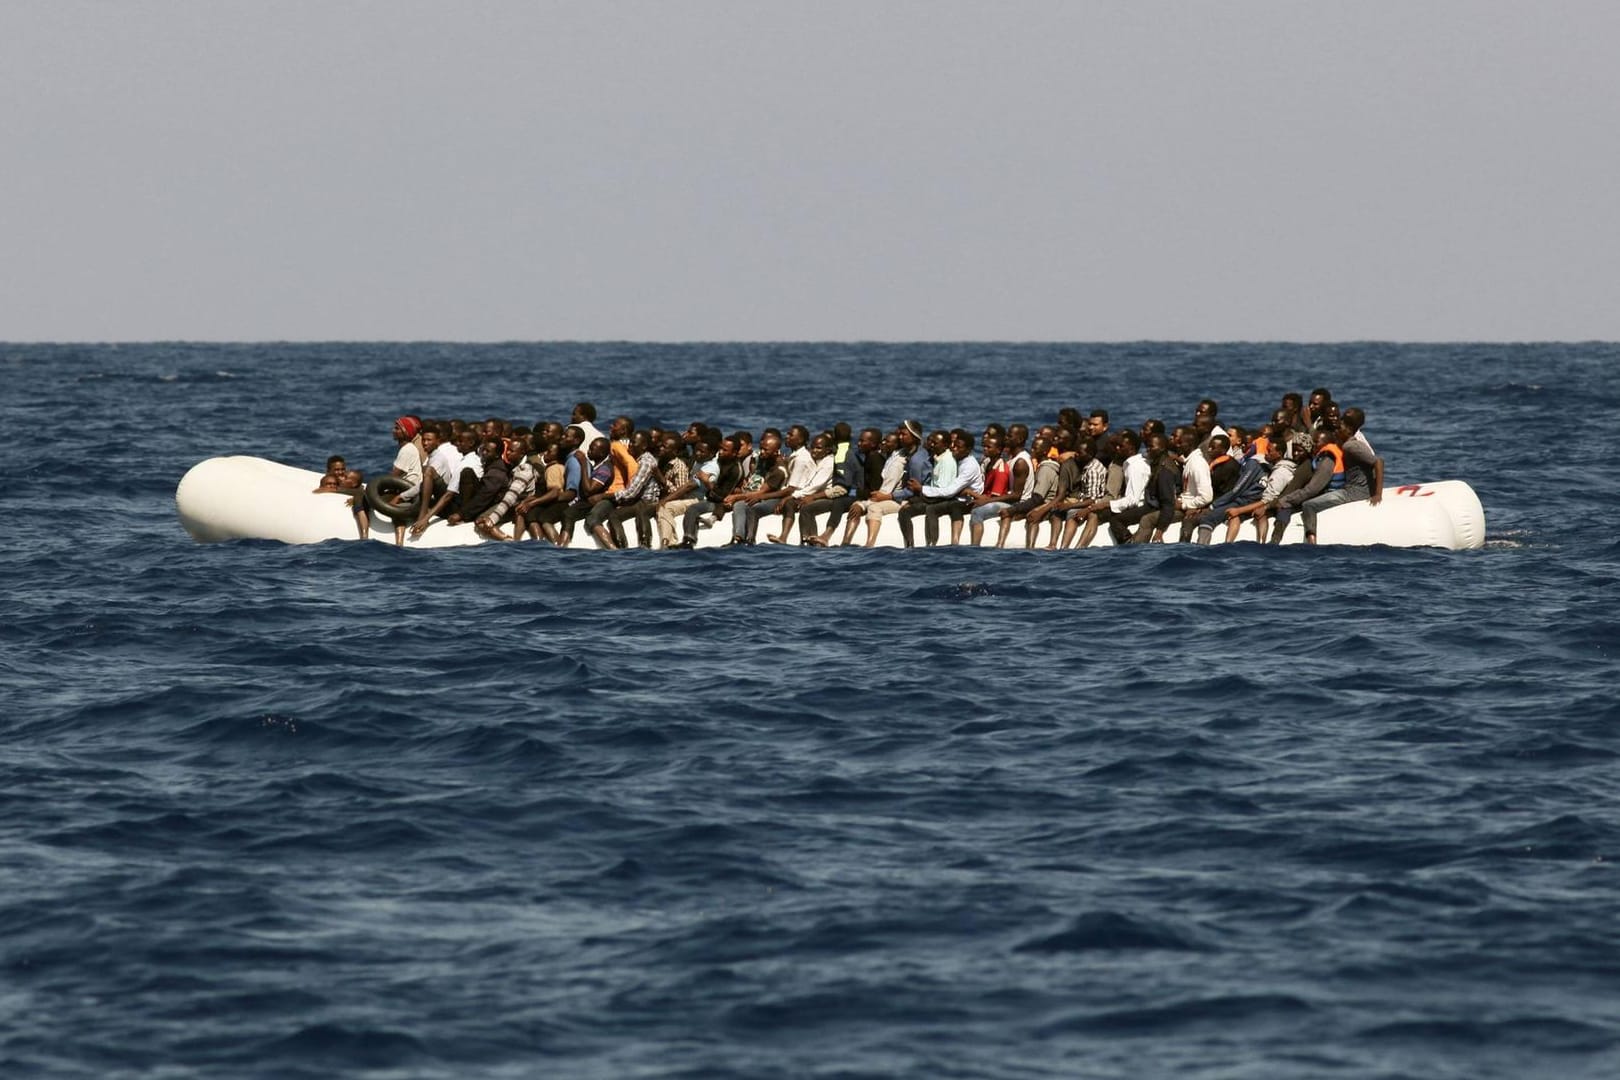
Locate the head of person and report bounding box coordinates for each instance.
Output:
[539,421,564,443]
[1005,423,1028,451]
[454,429,478,454]
[1321,401,1342,429]
[1195,398,1219,422]
[317,473,340,491]
[1030,434,1054,461]
[501,438,526,465]
[732,431,753,456]
[610,415,634,440]
[1054,427,1076,454]
[586,437,611,464]
[881,431,901,455]
[1086,410,1109,437]
[1264,437,1285,465]
[1340,407,1366,438]
[857,427,882,454]
[927,430,950,457]
[1312,429,1338,454]
[572,402,597,424]
[1193,415,1216,440]
[1074,435,1094,464]
[1171,426,1197,456]
[1115,429,1141,458]
[629,430,652,456]
[1057,407,1083,432]
[982,434,1002,460]
[343,469,364,488]
[538,439,563,464]
[717,437,738,461]
[1147,433,1171,464]
[949,429,975,460]
[1226,426,1246,450]
[787,424,810,451]
[325,455,346,476]
[1207,434,1231,458]
[478,438,502,463]
[562,425,585,451]
[982,422,1006,446]
[419,429,440,456]
[659,433,683,461]
[694,439,716,462]
[1309,388,1332,413]
[899,419,923,452]
[393,415,422,444]
[833,421,852,445]
[809,434,832,459]
[1281,392,1303,418]
[758,433,782,465]
[1140,417,1165,441]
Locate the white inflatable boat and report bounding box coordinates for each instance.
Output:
[175,456,1486,551]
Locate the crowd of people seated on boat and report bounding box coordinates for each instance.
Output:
[319,390,1383,548]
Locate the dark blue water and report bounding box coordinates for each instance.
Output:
[4,342,1618,1079]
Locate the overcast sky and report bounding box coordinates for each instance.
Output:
[3,1,1616,341]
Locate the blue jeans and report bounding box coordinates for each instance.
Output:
[733,496,784,541]
[970,501,1012,525]
[1301,488,1365,537]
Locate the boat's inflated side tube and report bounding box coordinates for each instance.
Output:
[179,456,1487,550]
[365,476,420,522]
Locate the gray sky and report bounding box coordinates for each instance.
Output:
[3,1,1617,341]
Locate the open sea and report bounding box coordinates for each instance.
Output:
[3,341,1618,1079]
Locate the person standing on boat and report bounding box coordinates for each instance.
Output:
[1084,411,1115,467]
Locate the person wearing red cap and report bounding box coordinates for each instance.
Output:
[388,415,427,546]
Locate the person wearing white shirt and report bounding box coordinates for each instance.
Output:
[840,431,911,548]
[898,430,985,547]
[1073,429,1150,547]
[767,434,835,543]
[410,428,483,540]
[1149,428,1210,543]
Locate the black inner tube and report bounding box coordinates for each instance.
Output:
[365,475,420,522]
